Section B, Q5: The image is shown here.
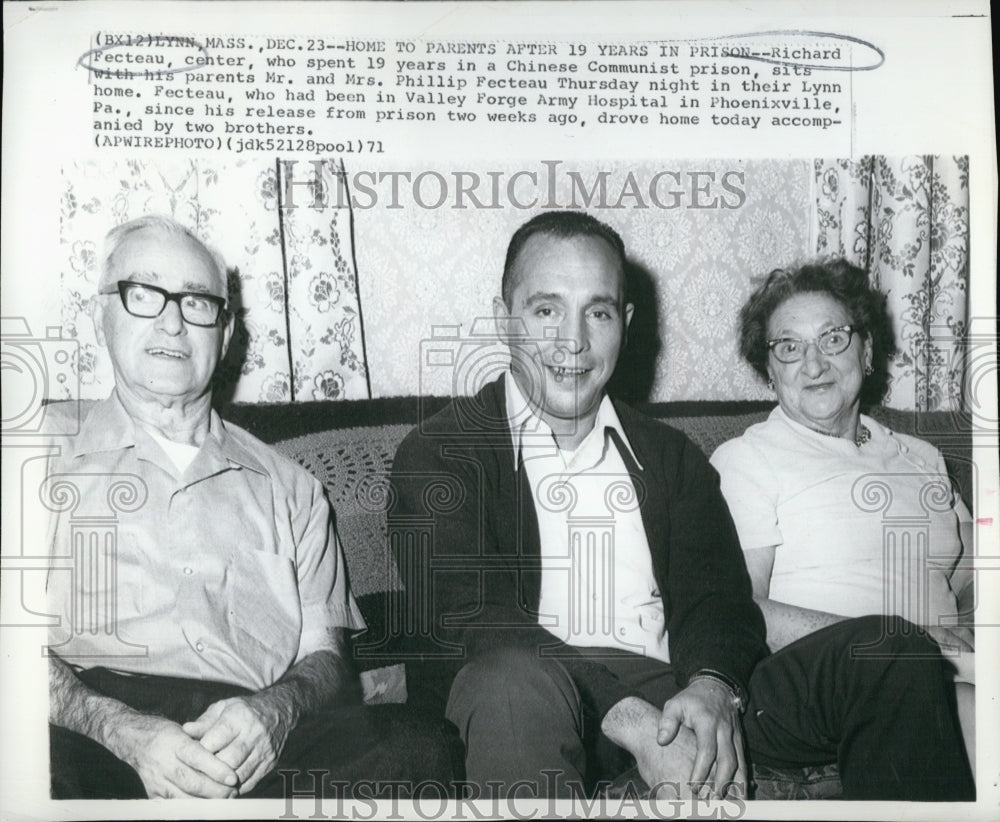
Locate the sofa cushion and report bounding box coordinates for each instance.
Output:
[270,424,414,704]
[233,397,972,510]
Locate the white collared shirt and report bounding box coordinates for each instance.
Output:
[505,373,670,662]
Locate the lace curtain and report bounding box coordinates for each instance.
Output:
[60,158,370,403]
[812,156,970,411]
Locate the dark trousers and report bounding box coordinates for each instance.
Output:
[445,615,975,800]
[50,667,464,799]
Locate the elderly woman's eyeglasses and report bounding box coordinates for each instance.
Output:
[101,281,227,327]
[767,325,856,363]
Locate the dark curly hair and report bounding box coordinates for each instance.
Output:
[739,258,896,405]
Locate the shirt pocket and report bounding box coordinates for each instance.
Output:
[228,549,301,678]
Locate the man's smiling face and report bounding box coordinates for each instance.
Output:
[496,232,632,446]
[94,227,233,407]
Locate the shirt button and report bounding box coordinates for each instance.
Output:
[183,567,194,575]
[195,641,205,652]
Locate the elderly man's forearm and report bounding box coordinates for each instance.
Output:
[253,646,361,727]
[49,655,144,756]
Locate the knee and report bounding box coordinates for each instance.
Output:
[381,707,466,785]
[447,647,578,722]
[452,647,574,701]
[844,614,926,648]
[843,614,947,665]
[49,723,146,799]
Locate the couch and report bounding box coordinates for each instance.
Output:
[222,395,973,800]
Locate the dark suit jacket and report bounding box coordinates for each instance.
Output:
[389,376,766,718]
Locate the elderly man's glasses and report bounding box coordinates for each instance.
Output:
[767,325,856,364]
[102,281,227,327]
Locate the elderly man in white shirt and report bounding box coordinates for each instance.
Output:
[45,214,461,799]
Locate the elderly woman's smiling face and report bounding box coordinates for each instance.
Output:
[766,291,873,439]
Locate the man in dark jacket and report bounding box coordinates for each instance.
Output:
[389,211,975,801]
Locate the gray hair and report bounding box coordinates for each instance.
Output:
[100,214,228,296]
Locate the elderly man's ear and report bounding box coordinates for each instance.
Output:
[90,295,109,348]
[220,311,235,359]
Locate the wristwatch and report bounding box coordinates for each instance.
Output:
[690,668,748,714]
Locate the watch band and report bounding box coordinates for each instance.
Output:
[690,668,748,714]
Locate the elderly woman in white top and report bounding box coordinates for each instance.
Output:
[710,258,975,770]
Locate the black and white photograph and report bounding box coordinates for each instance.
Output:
[2,3,996,820]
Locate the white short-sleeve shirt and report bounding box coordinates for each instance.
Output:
[710,406,969,625]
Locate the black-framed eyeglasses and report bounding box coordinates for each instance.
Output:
[767,325,856,364]
[101,281,227,327]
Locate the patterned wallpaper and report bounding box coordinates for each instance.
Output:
[355,159,811,401]
[59,159,369,404]
[56,158,811,404]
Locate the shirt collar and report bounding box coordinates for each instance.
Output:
[504,371,642,470]
[771,404,881,450]
[72,390,267,476]
[200,412,269,476]
[71,391,140,456]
